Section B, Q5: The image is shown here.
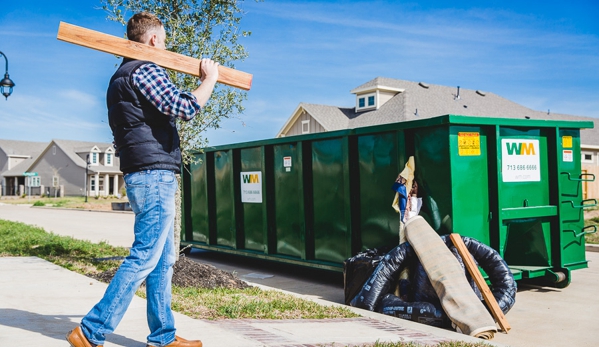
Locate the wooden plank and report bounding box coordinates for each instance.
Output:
[449,233,511,333]
[57,22,252,91]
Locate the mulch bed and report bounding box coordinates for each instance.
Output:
[88,256,250,290]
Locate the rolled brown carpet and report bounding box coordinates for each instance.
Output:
[405,216,497,339]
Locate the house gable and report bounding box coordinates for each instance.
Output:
[277,104,328,137]
[0,140,47,173]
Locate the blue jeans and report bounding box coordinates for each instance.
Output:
[81,170,178,346]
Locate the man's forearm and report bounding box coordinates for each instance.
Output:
[191,78,217,108]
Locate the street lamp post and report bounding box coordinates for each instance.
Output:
[85,154,90,203]
[0,51,15,100]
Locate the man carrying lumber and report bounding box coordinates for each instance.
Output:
[67,12,218,347]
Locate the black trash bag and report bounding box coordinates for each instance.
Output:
[349,242,415,310]
[379,294,450,329]
[343,246,393,305]
[349,235,516,315]
[397,278,412,301]
[441,236,517,314]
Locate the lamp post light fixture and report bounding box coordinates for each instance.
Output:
[0,51,16,100]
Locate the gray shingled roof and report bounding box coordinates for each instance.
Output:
[299,103,352,130]
[0,140,48,176]
[2,158,36,177]
[299,77,599,146]
[2,139,121,177]
[0,139,47,157]
[52,139,116,169]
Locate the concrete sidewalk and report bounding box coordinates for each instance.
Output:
[0,256,492,347]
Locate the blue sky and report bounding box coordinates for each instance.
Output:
[1,1,598,146]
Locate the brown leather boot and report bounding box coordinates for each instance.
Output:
[147,335,203,347]
[66,326,103,347]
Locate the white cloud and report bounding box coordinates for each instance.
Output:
[58,89,99,109]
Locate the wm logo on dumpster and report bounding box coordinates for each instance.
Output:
[505,141,536,156]
[242,173,260,184]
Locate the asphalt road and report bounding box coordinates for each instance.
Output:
[1,203,598,347]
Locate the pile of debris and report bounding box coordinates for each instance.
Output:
[88,256,250,290]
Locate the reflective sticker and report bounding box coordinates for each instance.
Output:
[562,136,573,148]
[563,150,573,162]
[458,132,481,156]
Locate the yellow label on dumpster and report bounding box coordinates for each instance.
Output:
[562,136,573,148]
[458,132,481,156]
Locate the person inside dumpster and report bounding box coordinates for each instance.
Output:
[66,12,219,347]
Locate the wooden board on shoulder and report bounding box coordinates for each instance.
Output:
[57,22,252,91]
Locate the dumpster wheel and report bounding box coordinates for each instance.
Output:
[551,269,571,289]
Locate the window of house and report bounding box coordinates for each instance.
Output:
[52,145,56,155]
[29,177,41,187]
[91,179,95,191]
[582,152,594,163]
[357,93,376,110]
[368,95,375,106]
[106,153,112,166]
[91,152,98,165]
[52,176,59,188]
[301,120,310,134]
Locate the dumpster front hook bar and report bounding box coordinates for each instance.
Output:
[563,225,598,238]
[561,199,599,209]
[560,172,596,182]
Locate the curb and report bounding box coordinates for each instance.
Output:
[586,244,599,253]
[31,205,133,214]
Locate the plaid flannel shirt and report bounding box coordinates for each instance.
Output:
[132,63,202,121]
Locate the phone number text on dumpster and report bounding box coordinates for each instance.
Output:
[505,164,537,171]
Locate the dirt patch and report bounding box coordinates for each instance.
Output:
[88,256,250,290]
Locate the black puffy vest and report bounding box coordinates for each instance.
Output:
[107,59,181,174]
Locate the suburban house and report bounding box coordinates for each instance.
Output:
[0,139,47,196]
[0,139,124,198]
[277,77,599,199]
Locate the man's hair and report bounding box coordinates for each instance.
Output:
[127,12,163,43]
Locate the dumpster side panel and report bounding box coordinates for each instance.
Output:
[311,138,350,263]
[498,127,553,266]
[357,131,403,250]
[273,143,304,258]
[240,147,265,252]
[413,126,453,234]
[190,153,209,243]
[557,129,588,268]
[214,150,236,248]
[448,125,491,245]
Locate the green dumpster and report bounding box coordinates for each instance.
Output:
[181,114,596,286]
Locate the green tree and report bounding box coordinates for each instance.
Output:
[100,0,253,164]
[100,0,255,256]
